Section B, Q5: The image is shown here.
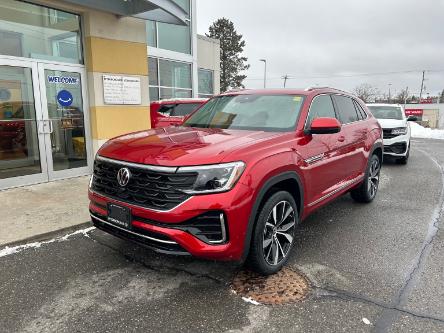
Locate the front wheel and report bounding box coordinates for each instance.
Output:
[351,154,381,203]
[246,191,298,275]
[396,143,410,165]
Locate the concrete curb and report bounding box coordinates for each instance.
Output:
[0,221,93,249]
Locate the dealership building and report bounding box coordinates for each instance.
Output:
[0,0,220,189]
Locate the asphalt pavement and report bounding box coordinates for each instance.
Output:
[1,138,443,333]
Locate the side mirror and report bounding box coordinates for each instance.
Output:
[307,117,342,134]
[407,115,418,121]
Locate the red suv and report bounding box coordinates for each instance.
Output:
[89,88,383,274]
[150,98,208,128]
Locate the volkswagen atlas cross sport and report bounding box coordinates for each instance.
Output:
[89,87,383,275]
[367,103,416,164]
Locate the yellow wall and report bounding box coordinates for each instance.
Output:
[85,37,148,75]
[90,106,150,140]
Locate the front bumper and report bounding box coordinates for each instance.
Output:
[383,133,410,157]
[88,182,254,261]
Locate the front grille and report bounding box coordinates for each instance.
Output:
[383,129,399,139]
[384,142,407,154]
[91,157,197,211]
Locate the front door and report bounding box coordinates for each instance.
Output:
[0,59,92,190]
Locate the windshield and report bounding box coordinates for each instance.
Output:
[183,94,305,131]
[368,106,404,120]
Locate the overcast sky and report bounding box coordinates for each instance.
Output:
[196,0,444,97]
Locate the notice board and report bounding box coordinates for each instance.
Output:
[103,75,141,105]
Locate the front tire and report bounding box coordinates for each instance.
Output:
[246,191,298,275]
[351,154,381,203]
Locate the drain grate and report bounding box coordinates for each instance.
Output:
[231,268,310,305]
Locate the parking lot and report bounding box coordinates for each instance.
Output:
[1,138,443,333]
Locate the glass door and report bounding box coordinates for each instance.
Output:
[38,63,92,181]
[0,59,48,189]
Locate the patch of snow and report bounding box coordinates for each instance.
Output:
[362,318,371,325]
[410,122,444,140]
[241,297,261,305]
[0,227,95,258]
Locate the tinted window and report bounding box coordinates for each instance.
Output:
[306,95,336,127]
[333,95,359,124]
[158,104,175,116]
[184,95,305,132]
[353,100,367,120]
[171,103,202,116]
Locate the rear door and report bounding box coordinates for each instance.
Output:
[297,94,350,206]
[331,95,367,180]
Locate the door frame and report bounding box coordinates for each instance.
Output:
[0,57,93,190]
[37,62,93,181]
[0,58,49,190]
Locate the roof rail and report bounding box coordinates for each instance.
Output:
[304,86,351,94]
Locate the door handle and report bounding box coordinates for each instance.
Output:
[48,120,54,134]
[338,136,346,142]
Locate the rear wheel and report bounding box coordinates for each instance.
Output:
[351,154,381,203]
[246,191,298,275]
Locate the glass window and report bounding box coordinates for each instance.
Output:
[171,103,202,116]
[149,57,192,101]
[146,20,157,47]
[198,69,214,97]
[0,0,83,64]
[367,105,403,120]
[332,95,359,124]
[160,88,192,99]
[146,0,191,54]
[353,100,368,120]
[184,94,305,132]
[306,95,336,127]
[0,66,42,179]
[159,59,191,89]
[148,57,159,86]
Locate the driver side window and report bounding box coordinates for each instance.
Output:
[306,95,337,128]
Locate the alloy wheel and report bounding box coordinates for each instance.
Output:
[368,158,380,199]
[263,200,296,266]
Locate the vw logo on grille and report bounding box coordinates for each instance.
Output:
[117,168,131,187]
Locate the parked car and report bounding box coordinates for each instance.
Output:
[150,98,208,128]
[89,88,383,275]
[367,103,416,164]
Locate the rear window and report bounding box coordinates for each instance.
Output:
[157,103,202,117]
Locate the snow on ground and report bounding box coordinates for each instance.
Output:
[410,122,444,140]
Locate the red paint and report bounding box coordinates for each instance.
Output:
[91,88,382,261]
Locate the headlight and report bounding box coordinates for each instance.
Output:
[177,162,246,194]
[391,127,407,135]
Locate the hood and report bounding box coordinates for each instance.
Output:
[98,126,281,166]
[377,118,407,129]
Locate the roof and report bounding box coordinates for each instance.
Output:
[220,87,353,96]
[62,0,189,25]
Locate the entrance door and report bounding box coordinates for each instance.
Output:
[0,59,92,190]
[37,63,92,181]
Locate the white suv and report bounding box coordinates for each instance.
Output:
[367,103,417,164]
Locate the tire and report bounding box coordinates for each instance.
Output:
[350,154,381,203]
[396,144,410,165]
[246,191,298,275]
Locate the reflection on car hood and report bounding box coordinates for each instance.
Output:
[98,126,281,166]
[377,118,407,129]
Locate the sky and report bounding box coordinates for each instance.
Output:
[196,0,444,98]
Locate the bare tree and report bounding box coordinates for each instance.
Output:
[394,88,409,104]
[353,83,379,103]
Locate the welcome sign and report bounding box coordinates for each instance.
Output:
[47,76,79,85]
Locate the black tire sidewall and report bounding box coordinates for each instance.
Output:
[247,191,299,275]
